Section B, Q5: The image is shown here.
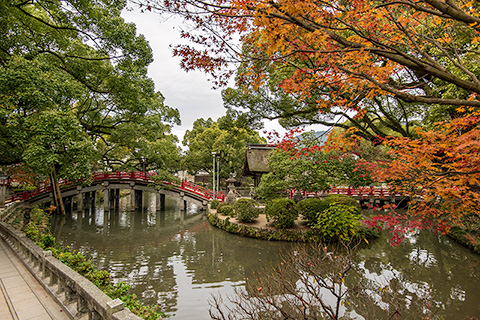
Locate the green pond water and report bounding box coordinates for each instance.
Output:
[51,193,480,319]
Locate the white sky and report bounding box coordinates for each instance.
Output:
[121,6,326,147]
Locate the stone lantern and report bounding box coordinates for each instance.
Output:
[225,174,237,205]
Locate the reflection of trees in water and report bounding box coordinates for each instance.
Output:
[182,228,293,285]
[52,198,292,316]
[353,230,480,318]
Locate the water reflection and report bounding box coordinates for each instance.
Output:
[53,193,480,319]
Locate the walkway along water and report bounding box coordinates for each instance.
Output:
[0,205,144,320]
[0,235,70,320]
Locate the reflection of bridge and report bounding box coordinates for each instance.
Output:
[4,172,225,211]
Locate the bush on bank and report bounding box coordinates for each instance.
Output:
[296,197,324,226]
[448,214,480,254]
[265,198,298,229]
[297,195,362,227]
[211,195,380,242]
[312,202,362,242]
[11,206,164,320]
[216,203,234,216]
[234,198,259,223]
[210,199,221,209]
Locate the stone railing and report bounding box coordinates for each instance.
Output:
[0,221,142,320]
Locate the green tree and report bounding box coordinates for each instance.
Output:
[0,0,180,212]
[181,115,265,180]
[255,130,375,201]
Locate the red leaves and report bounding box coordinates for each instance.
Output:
[371,112,480,234]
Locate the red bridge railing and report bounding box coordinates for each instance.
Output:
[289,186,398,199]
[180,180,224,202]
[5,171,224,204]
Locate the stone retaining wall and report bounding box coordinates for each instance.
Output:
[0,221,142,320]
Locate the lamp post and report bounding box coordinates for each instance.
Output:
[0,172,9,208]
[216,154,220,197]
[212,152,217,201]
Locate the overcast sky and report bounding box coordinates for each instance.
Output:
[121,8,225,143]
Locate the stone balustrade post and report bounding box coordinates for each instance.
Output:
[103,182,110,211]
[65,285,75,304]
[77,295,89,314]
[42,250,52,277]
[129,182,135,211]
[107,299,124,318]
[77,186,83,212]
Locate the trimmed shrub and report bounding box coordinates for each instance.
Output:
[297,198,325,226]
[265,198,298,229]
[217,203,235,216]
[210,199,221,209]
[234,198,259,223]
[323,195,361,211]
[312,202,361,241]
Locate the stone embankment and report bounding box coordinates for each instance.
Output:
[0,205,142,320]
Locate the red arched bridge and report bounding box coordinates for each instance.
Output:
[4,171,225,211]
[3,171,404,210]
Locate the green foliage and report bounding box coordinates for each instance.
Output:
[265,198,298,229]
[0,1,180,181]
[217,203,235,216]
[323,195,361,212]
[210,200,221,209]
[255,131,378,201]
[181,115,265,179]
[234,198,259,223]
[151,172,180,190]
[448,214,480,254]
[297,198,325,226]
[41,234,56,249]
[312,202,362,241]
[22,207,52,243]
[254,172,289,201]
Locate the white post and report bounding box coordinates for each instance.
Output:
[217,155,220,197]
[212,152,217,201]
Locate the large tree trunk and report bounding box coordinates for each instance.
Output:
[49,167,65,215]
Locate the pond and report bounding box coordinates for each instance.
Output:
[52,193,480,319]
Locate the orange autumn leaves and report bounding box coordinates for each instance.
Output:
[165,0,480,110]
[377,111,480,226]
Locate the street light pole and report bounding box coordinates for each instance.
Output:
[217,155,220,198]
[212,152,217,201]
